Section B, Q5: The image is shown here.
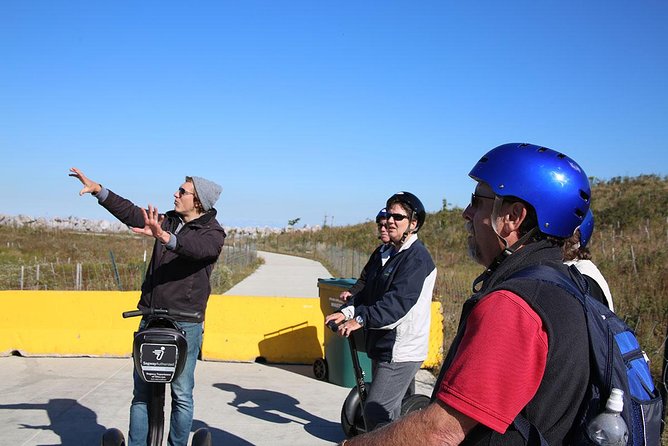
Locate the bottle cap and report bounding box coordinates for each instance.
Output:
[606,388,624,412]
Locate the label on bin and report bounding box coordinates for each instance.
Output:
[329,296,345,309]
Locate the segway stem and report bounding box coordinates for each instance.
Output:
[328,320,369,432]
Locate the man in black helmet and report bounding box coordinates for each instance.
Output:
[326,192,437,430]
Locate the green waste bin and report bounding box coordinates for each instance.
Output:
[317,278,373,388]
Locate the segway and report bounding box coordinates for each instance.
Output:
[101,307,212,446]
[327,321,431,437]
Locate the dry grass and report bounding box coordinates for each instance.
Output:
[0,226,262,294]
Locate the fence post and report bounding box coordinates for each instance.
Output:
[76,263,82,290]
[109,250,123,291]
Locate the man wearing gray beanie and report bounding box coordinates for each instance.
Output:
[69,167,225,446]
[190,176,223,212]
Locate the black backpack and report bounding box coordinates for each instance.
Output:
[511,264,663,446]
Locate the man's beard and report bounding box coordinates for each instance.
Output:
[465,222,480,263]
[466,237,480,263]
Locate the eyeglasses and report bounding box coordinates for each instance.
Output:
[470,192,496,207]
[387,213,410,221]
[177,187,195,197]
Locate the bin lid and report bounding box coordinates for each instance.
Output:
[317,278,358,288]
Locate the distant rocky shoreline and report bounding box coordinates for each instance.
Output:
[0,214,320,237]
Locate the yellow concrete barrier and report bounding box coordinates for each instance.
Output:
[0,290,139,356]
[0,291,443,368]
[201,294,325,363]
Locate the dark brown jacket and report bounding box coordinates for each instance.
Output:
[100,189,226,322]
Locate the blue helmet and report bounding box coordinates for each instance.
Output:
[375,208,389,223]
[579,209,594,248]
[469,143,591,238]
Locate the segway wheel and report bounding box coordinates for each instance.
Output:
[101,427,126,446]
[191,427,212,446]
[313,358,328,381]
[341,386,366,437]
[400,394,431,417]
[340,401,359,438]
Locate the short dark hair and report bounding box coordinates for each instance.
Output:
[184,176,204,213]
[386,197,413,218]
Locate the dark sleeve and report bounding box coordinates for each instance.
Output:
[98,189,147,228]
[342,245,383,310]
[347,266,368,296]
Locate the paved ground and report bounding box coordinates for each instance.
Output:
[224,251,332,298]
[0,251,435,445]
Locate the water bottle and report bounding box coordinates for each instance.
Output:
[586,388,629,446]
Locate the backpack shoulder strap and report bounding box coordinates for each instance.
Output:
[507,264,588,446]
[508,264,590,306]
[513,414,549,446]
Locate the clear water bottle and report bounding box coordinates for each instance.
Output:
[586,388,629,446]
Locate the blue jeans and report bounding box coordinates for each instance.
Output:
[128,320,203,446]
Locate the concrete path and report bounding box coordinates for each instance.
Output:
[224,251,332,297]
[0,250,435,445]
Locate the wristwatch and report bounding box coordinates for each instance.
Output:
[355,315,364,326]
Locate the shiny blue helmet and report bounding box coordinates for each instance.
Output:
[579,209,595,248]
[469,143,591,238]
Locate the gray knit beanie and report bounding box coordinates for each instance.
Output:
[190,176,222,211]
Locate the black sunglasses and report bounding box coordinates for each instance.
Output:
[470,192,495,207]
[178,187,195,197]
[387,213,410,221]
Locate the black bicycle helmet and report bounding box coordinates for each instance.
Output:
[386,191,426,232]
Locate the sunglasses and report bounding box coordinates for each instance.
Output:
[177,187,195,197]
[470,192,495,207]
[387,213,410,221]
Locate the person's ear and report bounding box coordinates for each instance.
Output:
[505,202,527,233]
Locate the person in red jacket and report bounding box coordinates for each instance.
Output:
[337,143,593,446]
[69,167,225,446]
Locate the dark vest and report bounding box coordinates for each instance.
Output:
[433,241,590,445]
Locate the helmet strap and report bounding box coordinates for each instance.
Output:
[399,210,417,244]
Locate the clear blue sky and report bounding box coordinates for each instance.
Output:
[2,1,667,228]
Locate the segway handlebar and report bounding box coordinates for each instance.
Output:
[122,308,202,320]
[327,319,360,351]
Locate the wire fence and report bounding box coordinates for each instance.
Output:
[0,241,258,292]
[256,238,367,280]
